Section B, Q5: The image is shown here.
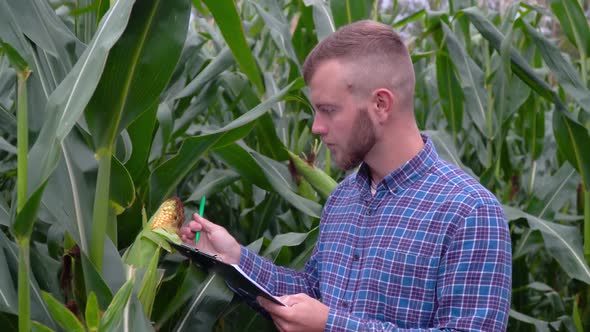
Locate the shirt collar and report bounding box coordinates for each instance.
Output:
[355,134,438,195]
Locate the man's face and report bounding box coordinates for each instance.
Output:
[309,60,377,170]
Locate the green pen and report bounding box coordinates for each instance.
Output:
[195,196,206,245]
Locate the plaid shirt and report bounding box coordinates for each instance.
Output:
[239,134,511,331]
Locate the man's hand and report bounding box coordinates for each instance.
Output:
[179,214,241,264]
[258,293,329,332]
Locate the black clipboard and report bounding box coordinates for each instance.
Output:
[168,242,287,307]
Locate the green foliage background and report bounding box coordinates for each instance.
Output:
[0,0,589,331]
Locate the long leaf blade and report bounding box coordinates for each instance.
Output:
[201,0,264,93]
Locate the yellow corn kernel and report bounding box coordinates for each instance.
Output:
[150,197,184,231]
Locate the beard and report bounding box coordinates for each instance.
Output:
[333,107,377,171]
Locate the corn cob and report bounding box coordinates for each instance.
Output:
[149,197,184,231]
[287,150,337,200]
[124,197,184,268]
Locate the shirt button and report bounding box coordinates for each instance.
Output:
[353,254,360,261]
[341,301,349,308]
[367,209,373,216]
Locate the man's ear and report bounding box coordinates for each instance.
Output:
[372,88,395,123]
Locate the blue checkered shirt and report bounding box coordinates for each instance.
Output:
[239,134,511,331]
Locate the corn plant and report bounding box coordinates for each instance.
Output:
[1,0,590,331]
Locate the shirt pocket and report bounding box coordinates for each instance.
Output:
[366,249,439,325]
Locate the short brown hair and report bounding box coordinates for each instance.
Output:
[302,20,415,107]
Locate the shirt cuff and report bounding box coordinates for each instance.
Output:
[326,308,362,331]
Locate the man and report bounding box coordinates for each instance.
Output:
[180,20,511,331]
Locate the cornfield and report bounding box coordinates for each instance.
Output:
[0,0,589,331]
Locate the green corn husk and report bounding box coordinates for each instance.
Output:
[123,197,184,268]
[287,150,337,200]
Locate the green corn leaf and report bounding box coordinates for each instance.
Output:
[186,169,240,203]
[85,292,100,332]
[40,292,85,332]
[553,110,590,191]
[251,2,300,68]
[137,246,163,318]
[548,0,590,55]
[31,321,55,332]
[263,228,318,256]
[0,240,17,314]
[148,79,303,212]
[26,0,136,194]
[0,41,28,73]
[330,0,374,28]
[213,143,272,191]
[12,181,46,240]
[110,156,135,215]
[174,47,235,100]
[460,7,556,102]
[435,53,464,137]
[303,0,336,41]
[441,22,489,137]
[522,20,590,114]
[201,0,264,93]
[85,0,190,151]
[99,279,135,332]
[504,205,590,283]
[173,273,233,332]
[251,151,322,218]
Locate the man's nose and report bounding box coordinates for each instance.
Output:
[311,115,327,136]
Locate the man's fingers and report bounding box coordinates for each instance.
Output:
[258,297,284,315]
[188,220,202,232]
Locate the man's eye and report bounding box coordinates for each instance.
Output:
[320,107,336,114]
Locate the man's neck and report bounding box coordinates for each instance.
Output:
[364,129,424,184]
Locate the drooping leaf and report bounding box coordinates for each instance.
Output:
[504,205,590,283]
[186,169,240,203]
[149,79,304,211]
[213,143,272,191]
[250,151,322,218]
[174,47,235,100]
[461,7,556,102]
[263,228,317,256]
[522,20,590,114]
